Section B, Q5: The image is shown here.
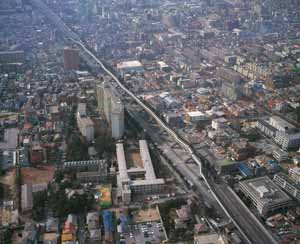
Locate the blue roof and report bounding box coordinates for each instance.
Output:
[120,216,128,231]
[102,210,113,232]
[239,163,253,177]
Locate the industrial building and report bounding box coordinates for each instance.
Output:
[117,60,144,76]
[62,159,107,172]
[116,140,165,204]
[96,81,124,139]
[239,176,292,216]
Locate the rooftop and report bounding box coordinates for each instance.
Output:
[240,176,291,204]
[117,60,143,69]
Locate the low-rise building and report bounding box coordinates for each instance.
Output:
[212,118,227,131]
[214,159,239,175]
[86,212,101,243]
[229,139,254,161]
[273,149,289,162]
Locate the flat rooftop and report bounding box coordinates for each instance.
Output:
[117,60,143,69]
[216,159,237,166]
[240,176,291,204]
[187,111,206,117]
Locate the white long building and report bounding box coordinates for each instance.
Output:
[116,140,165,204]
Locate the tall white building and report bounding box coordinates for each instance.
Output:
[96,81,124,139]
[77,103,94,142]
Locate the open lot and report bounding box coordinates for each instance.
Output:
[21,165,54,184]
[132,208,160,223]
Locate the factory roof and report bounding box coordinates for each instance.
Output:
[117,60,143,69]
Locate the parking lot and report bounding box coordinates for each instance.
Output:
[120,221,166,244]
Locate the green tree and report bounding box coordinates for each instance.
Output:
[95,136,115,158]
[32,190,48,221]
[67,134,88,161]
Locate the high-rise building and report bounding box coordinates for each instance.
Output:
[0,51,25,64]
[63,47,80,70]
[96,81,124,139]
[76,103,94,142]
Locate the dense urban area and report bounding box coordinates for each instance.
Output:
[1,0,300,244]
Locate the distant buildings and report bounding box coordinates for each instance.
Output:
[239,176,292,215]
[63,47,80,70]
[96,81,124,139]
[0,50,25,73]
[0,50,24,63]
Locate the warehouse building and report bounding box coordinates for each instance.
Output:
[117,60,144,76]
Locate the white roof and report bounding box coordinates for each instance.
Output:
[116,143,129,180]
[117,60,142,69]
[188,111,206,117]
[139,140,156,180]
[256,185,269,195]
[157,61,168,67]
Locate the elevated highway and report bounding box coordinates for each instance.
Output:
[29,1,279,243]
